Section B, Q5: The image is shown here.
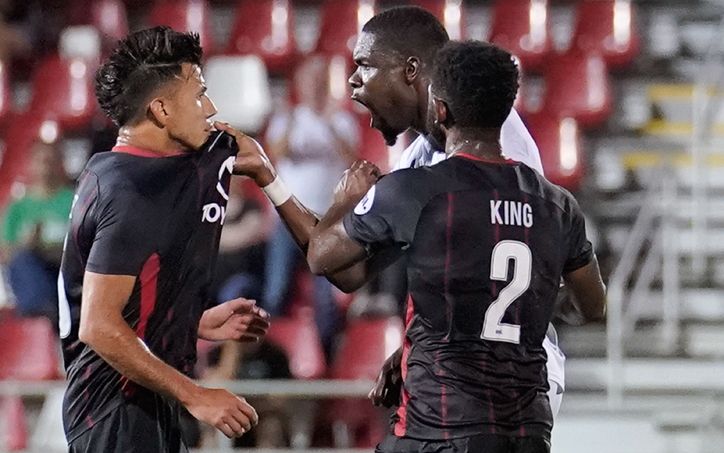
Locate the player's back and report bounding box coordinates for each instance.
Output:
[385,155,591,440]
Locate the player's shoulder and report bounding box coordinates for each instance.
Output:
[526,170,581,214]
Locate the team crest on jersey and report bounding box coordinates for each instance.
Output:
[354,185,376,215]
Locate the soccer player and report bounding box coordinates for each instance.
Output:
[59,27,269,452]
[305,41,606,453]
[347,6,565,417]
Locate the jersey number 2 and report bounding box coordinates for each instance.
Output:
[482,240,532,344]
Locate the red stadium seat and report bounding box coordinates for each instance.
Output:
[226,0,297,75]
[540,49,612,128]
[332,316,403,380]
[571,0,639,68]
[523,113,584,191]
[0,115,51,210]
[0,313,60,381]
[489,0,552,71]
[28,54,97,132]
[314,0,377,57]
[147,0,215,52]
[266,314,327,379]
[410,0,465,40]
[0,396,28,451]
[329,317,403,447]
[68,0,128,47]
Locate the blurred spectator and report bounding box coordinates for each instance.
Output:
[211,180,268,304]
[263,55,360,357]
[0,0,29,63]
[0,141,73,321]
[201,339,292,448]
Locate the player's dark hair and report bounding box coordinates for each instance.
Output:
[362,6,449,65]
[432,41,519,129]
[95,26,203,127]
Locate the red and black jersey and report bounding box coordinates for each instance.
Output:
[58,131,238,442]
[343,155,592,442]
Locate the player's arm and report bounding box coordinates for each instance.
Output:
[217,122,381,292]
[79,272,258,438]
[562,255,606,322]
[561,194,607,322]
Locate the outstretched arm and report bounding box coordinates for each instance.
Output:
[216,122,385,292]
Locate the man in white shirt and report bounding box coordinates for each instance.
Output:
[348,6,564,418]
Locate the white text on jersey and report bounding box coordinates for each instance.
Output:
[490,200,533,227]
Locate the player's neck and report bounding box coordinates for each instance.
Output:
[445,127,504,161]
[116,124,187,155]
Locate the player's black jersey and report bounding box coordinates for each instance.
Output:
[344,154,592,441]
[58,131,238,442]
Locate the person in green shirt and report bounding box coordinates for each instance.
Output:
[0,141,74,320]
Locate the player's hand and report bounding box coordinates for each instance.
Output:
[185,386,258,438]
[334,160,381,206]
[197,298,270,342]
[368,346,403,408]
[214,122,276,187]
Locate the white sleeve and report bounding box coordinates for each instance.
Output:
[501,109,545,176]
[392,135,426,171]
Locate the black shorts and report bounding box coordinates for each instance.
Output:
[68,394,189,453]
[375,433,550,453]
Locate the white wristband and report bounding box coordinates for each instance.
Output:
[262,176,292,207]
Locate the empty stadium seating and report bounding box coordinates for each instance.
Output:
[328,317,403,447]
[0,396,28,451]
[266,314,327,379]
[524,113,584,191]
[28,54,97,132]
[314,0,376,57]
[489,0,552,71]
[203,55,273,134]
[0,115,51,210]
[411,0,465,40]
[147,0,215,52]
[571,0,640,69]
[0,314,60,381]
[226,0,298,75]
[68,0,129,48]
[540,49,612,128]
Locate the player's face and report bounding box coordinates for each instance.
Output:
[349,32,416,146]
[425,84,448,152]
[165,64,217,151]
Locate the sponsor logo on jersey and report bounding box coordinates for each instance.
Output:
[354,185,376,215]
[202,156,235,224]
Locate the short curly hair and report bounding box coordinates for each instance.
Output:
[95,26,203,127]
[431,41,519,129]
[362,6,449,66]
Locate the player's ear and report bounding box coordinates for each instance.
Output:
[147,97,169,127]
[404,56,421,84]
[434,98,448,124]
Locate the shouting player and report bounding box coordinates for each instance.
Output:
[348,6,565,417]
[59,27,269,452]
[307,41,606,453]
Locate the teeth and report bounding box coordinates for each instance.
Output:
[369,116,373,127]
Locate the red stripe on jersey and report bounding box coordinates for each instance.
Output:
[454,153,516,165]
[394,295,415,437]
[112,145,184,158]
[136,253,160,340]
[440,192,454,438]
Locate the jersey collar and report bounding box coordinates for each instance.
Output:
[453,153,516,165]
[112,145,185,158]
